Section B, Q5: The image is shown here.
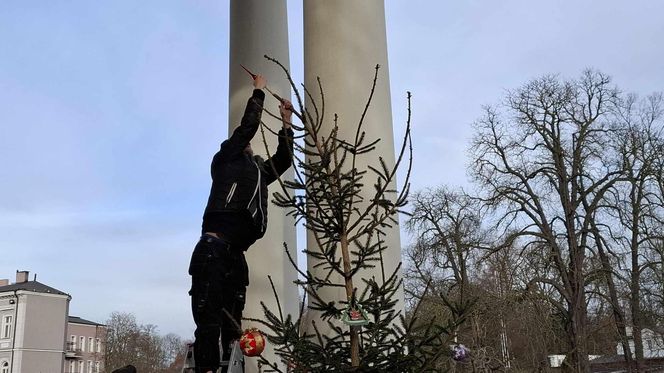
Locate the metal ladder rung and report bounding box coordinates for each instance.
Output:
[182,341,245,373]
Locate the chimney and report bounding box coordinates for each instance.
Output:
[16,270,30,283]
[0,279,8,286]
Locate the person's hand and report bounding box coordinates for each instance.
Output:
[253,74,267,90]
[279,99,293,128]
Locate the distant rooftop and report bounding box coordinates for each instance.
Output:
[589,354,626,364]
[68,316,105,327]
[0,280,69,296]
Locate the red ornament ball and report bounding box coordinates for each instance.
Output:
[240,328,266,357]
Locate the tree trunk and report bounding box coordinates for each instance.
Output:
[566,297,591,373]
[590,217,635,372]
[606,267,635,372]
[340,234,359,367]
[565,241,591,373]
[630,183,644,371]
[630,258,644,371]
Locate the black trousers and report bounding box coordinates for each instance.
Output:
[189,235,249,373]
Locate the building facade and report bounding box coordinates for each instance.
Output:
[0,271,105,373]
[65,317,105,373]
[617,327,664,359]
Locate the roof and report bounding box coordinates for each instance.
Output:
[68,316,105,327]
[0,280,69,296]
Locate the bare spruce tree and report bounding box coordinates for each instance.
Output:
[248,57,471,372]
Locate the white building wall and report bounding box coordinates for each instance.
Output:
[14,292,69,373]
[0,289,70,373]
[0,295,17,371]
[616,328,664,358]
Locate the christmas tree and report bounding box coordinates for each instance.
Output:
[249,56,472,372]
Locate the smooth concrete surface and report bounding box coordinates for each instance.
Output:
[8,292,69,373]
[229,1,297,371]
[303,0,405,331]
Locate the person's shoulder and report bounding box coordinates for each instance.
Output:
[214,141,227,158]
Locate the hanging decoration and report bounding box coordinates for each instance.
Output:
[451,344,470,362]
[240,328,266,357]
[340,302,370,326]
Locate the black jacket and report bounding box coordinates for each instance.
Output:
[202,89,294,248]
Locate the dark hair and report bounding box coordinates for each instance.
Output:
[111,365,137,373]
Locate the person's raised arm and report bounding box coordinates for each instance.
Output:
[265,99,294,185]
[218,75,267,157]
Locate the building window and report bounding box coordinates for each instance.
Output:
[1,316,12,339]
[87,360,93,373]
[80,336,86,352]
[78,361,84,372]
[96,338,101,353]
[69,360,75,373]
[95,361,100,373]
[1,361,9,373]
[88,337,94,352]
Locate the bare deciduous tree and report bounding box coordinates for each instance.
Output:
[606,92,664,369]
[401,70,663,373]
[469,70,622,372]
[104,312,184,373]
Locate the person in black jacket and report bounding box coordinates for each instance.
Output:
[188,74,294,373]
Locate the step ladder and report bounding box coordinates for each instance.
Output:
[182,341,245,373]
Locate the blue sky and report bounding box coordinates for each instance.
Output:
[1,1,663,338]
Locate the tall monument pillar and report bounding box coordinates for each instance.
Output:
[229,1,297,371]
[303,0,405,321]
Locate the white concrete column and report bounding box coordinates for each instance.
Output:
[229,1,297,371]
[303,0,404,328]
